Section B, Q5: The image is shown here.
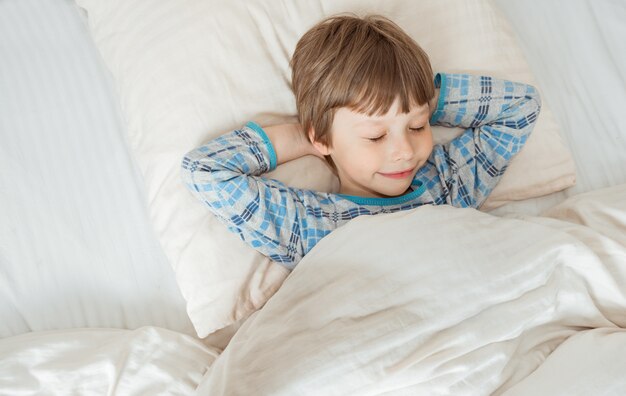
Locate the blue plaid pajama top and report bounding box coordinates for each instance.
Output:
[181,73,542,270]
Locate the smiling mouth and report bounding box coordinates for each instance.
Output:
[379,168,415,179]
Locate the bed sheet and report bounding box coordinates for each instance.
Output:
[488,0,626,217]
[0,326,219,395]
[0,0,194,337]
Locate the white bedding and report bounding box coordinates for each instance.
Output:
[1,0,625,394]
[503,328,626,395]
[0,0,193,336]
[0,327,219,395]
[198,183,626,395]
[71,0,578,340]
[488,0,626,217]
[1,184,625,395]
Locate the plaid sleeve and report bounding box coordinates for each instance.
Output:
[415,72,542,208]
[180,121,336,270]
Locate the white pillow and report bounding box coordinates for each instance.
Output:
[75,0,576,338]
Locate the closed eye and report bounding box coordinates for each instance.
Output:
[368,135,385,142]
[367,126,425,142]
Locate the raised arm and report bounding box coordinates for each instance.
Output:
[416,72,542,208]
[180,122,333,270]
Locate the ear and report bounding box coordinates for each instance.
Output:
[308,127,331,156]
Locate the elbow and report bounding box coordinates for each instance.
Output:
[180,149,225,195]
[520,84,542,131]
[180,150,203,191]
[180,153,195,179]
[526,83,542,113]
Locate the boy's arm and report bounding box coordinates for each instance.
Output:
[416,72,542,208]
[262,123,325,165]
[180,122,334,270]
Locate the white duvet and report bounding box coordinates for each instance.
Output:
[197,184,626,395]
[2,185,625,395]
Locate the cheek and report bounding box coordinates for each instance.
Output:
[347,146,378,170]
[419,131,434,155]
[340,146,382,177]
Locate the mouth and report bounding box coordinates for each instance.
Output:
[378,167,415,179]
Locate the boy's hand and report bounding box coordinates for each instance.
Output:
[264,123,325,165]
[292,124,327,160]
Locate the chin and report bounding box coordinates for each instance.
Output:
[377,187,409,198]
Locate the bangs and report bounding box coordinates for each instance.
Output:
[342,36,434,117]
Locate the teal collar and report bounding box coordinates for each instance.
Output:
[337,180,426,206]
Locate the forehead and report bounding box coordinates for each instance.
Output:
[337,100,430,125]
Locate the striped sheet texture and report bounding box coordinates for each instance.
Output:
[0,0,194,338]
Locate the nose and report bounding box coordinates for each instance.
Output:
[390,132,415,162]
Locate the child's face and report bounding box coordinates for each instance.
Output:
[313,97,434,198]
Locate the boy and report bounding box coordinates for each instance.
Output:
[181,14,542,270]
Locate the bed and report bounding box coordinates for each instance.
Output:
[1,0,625,394]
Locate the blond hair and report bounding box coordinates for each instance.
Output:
[290,13,435,169]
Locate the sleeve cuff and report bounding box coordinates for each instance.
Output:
[429,72,447,125]
[245,121,277,171]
